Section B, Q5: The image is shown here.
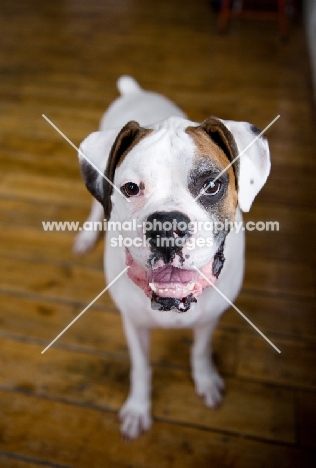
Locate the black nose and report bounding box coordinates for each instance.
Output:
[145,211,191,263]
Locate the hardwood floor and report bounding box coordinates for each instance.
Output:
[0,0,315,466]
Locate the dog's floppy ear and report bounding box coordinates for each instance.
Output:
[78,129,118,209]
[221,119,271,212]
[79,121,149,219]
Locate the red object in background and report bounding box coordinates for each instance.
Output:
[218,0,290,38]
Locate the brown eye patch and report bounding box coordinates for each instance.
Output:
[186,126,238,218]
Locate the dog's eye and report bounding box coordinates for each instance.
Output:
[201,180,221,196]
[121,182,140,197]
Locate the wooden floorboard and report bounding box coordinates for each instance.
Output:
[0,390,313,468]
[0,0,315,466]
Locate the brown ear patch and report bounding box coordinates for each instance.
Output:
[103,121,152,219]
[186,126,230,170]
[186,118,238,217]
[198,116,239,184]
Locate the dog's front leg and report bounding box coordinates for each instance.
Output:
[119,317,152,439]
[191,321,225,408]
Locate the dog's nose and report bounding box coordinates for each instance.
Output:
[145,211,191,262]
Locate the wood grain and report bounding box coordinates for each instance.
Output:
[0,390,313,468]
[0,338,295,443]
[0,0,315,465]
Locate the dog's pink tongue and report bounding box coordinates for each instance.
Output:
[150,265,194,284]
[125,250,216,301]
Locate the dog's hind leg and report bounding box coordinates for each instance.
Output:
[73,199,104,254]
[191,321,225,408]
[119,318,152,439]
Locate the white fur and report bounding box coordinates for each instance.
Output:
[75,77,270,439]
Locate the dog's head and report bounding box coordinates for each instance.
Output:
[79,116,270,312]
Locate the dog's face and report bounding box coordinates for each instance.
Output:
[79,116,270,312]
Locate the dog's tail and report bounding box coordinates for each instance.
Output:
[117,75,142,96]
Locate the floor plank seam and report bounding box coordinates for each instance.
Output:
[218,323,316,341]
[0,252,104,273]
[0,450,75,468]
[241,287,315,301]
[0,330,130,361]
[0,385,307,449]
[0,192,90,209]
[1,330,315,392]
[0,287,117,312]
[151,415,308,449]
[0,385,119,416]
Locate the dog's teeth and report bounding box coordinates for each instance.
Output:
[149,282,157,292]
[150,282,195,296]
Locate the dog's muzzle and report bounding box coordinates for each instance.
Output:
[126,211,222,313]
[145,210,191,265]
[144,211,196,312]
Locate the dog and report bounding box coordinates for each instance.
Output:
[73,76,270,439]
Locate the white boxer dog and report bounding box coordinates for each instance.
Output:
[74,76,270,439]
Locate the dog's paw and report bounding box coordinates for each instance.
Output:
[73,230,98,255]
[194,369,225,408]
[119,400,152,440]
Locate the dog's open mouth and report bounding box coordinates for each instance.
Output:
[126,251,217,313]
[148,264,199,297]
[148,264,200,312]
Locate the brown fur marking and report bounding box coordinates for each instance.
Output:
[103,121,152,218]
[186,123,238,218]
